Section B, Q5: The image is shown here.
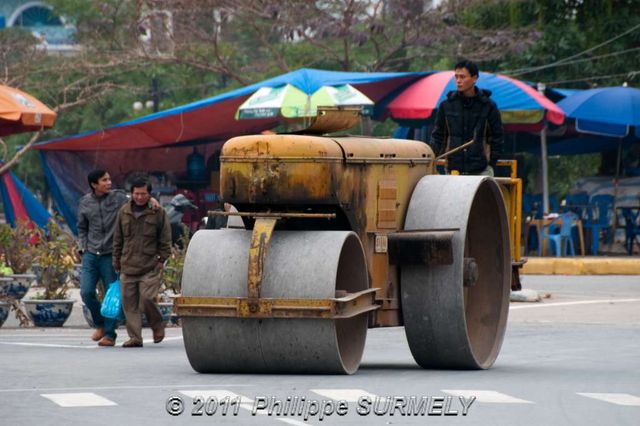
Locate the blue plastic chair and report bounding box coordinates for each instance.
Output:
[621,207,640,255]
[583,194,615,255]
[563,192,590,220]
[539,212,577,257]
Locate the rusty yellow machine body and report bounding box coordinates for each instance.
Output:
[177,131,520,374]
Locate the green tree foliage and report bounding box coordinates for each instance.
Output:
[1,0,638,201]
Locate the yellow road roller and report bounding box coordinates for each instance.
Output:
[175,111,521,374]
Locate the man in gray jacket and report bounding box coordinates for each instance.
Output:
[77,169,128,347]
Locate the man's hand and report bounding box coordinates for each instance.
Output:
[149,197,161,211]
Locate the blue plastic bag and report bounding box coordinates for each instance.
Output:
[100,278,125,321]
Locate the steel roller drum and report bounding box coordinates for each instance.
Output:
[181,229,369,374]
[401,175,511,369]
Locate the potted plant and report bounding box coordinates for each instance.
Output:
[0,222,37,327]
[159,228,190,326]
[22,222,76,327]
[0,222,37,300]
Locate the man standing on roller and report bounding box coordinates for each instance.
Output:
[430,60,504,176]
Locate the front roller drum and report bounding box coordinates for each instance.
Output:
[401,176,511,369]
[181,230,369,374]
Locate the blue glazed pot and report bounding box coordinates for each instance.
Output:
[142,302,173,327]
[0,274,34,300]
[81,304,97,328]
[22,299,75,327]
[82,304,125,329]
[0,301,10,327]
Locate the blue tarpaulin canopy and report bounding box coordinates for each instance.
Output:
[0,162,51,228]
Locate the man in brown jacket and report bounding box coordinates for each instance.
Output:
[113,175,172,348]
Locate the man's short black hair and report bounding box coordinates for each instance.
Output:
[130,175,152,193]
[87,169,107,190]
[454,60,479,77]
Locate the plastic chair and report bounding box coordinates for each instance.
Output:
[583,194,614,255]
[539,212,577,257]
[621,207,640,255]
[563,192,589,220]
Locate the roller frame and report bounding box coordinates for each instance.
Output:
[174,288,379,319]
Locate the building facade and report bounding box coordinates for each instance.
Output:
[0,0,77,53]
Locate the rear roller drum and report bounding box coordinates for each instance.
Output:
[401,176,510,369]
[181,230,369,374]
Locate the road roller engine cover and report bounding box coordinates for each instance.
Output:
[175,127,513,374]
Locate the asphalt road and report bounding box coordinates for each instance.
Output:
[0,275,638,426]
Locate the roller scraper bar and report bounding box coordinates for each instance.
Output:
[176,214,379,321]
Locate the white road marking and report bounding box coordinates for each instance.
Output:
[0,335,182,349]
[510,298,640,310]
[0,342,96,349]
[142,336,183,344]
[180,390,308,426]
[577,393,640,406]
[41,392,117,407]
[0,383,251,393]
[0,334,92,338]
[442,390,533,404]
[311,388,381,403]
[180,390,252,404]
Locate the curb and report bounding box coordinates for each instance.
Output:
[522,257,640,275]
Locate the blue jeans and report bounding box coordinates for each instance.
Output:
[80,253,118,339]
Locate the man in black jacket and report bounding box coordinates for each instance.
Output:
[430,60,504,176]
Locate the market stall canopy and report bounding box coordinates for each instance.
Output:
[35,68,423,152]
[236,83,374,119]
[0,84,57,137]
[386,71,565,130]
[33,68,425,233]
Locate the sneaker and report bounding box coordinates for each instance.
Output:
[91,327,105,342]
[153,326,165,344]
[97,336,115,347]
[122,339,143,348]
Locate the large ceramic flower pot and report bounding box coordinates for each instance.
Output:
[22,299,75,327]
[82,304,98,328]
[82,304,124,329]
[0,274,35,300]
[141,301,173,327]
[0,300,10,327]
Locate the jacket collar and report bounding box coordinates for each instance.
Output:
[122,200,153,215]
[446,87,492,103]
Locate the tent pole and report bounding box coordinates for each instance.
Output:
[540,123,550,214]
[608,139,623,252]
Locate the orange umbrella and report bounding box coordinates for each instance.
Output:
[0,84,57,137]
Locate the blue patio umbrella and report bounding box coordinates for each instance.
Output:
[557,86,640,138]
[557,86,640,177]
[557,86,640,252]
